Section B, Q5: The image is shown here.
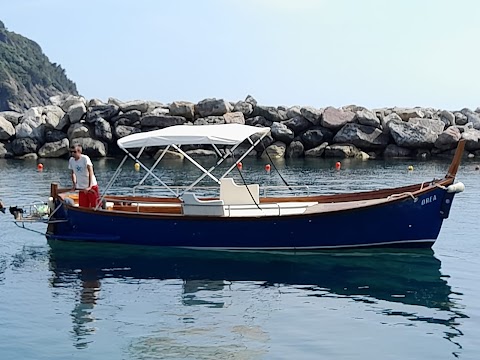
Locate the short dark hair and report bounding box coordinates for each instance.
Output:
[70,144,83,151]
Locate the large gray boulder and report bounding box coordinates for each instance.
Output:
[67,122,92,140]
[113,110,141,124]
[270,122,294,144]
[146,101,167,114]
[223,112,245,124]
[66,102,86,124]
[0,142,14,158]
[245,116,272,127]
[300,126,334,150]
[321,107,355,131]
[153,149,184,160]
[286,106,302,119]
[50,94,86,112]
[460,108,480,129]
[282,116,312,135]
[195,98,232,117]
[304,142,328,157]
[434,127,461,150]
[43,105,65,128]
[383,144,413,158]
[0,116,15,140]
[88,98,105,107]
[286,140,304,158]
[86,104,120,122]
[355,109,381,128]
[94,117,113,142]
[381,113,402,134]
[461,128,480,151]
[140,115,187,128]
[409,118,445,135]
[439,110,455,127]
[38,138,70,158]
[262,141,286,159]
[11,137,40,156]
[15,107,46,143]
[70,138,107,157]
[0,111,22,126]
[169,101,195,119]
[388,120,439,148]
[45,129,67,143]
[110,99,150,114]
[244,95,257,107]
[113,125,141,139]
[454,112,468,125]
[185,149,217,157]
[300,106,323,126]
[393,107,424,121]
[324,143,363,158]
[251,105,289,123]
[233,101,253,117]
[333,123,389,150]
[253,132,274,153]
[113,111,142,126]
[194,116,224,125]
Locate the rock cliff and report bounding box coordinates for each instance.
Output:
[0,20,78,112]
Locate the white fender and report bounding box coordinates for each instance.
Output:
[47,197,55,211]
[447,182,465,193]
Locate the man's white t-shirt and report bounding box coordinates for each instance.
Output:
[68,154,97,189]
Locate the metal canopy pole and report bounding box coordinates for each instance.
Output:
[138,145,172,186]
[171,144,220,193]
[122,148,178,197]
[94,154,129,210]
[219,132,269,180]
[181,139,252,194]
[95,145,147,210]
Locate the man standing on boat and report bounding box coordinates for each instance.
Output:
[69,144,100,208]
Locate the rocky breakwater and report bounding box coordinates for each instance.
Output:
[0,94,479,160]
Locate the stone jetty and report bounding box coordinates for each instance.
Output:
[0,94,479,160]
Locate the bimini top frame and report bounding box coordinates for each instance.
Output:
[97,124,270,208]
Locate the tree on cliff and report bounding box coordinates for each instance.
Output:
[0,20,78,112]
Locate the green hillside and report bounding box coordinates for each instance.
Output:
[0,20,78,111]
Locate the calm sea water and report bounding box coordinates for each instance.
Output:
[0,156,479,360]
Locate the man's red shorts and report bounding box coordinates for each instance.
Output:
[79,185,100,208]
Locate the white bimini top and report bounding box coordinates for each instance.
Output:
[117,124,270,149]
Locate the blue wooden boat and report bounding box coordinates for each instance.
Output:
[14,124,466,250]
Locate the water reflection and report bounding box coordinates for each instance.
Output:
[45,241,467,352]
[0,257,6,283]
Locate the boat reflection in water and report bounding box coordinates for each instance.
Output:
[47,241,466,353]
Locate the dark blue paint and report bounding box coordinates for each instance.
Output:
[48,187,456,249]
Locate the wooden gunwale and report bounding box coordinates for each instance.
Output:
[50,139,464,216]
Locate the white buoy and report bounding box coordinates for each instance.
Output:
[447,182,465,193]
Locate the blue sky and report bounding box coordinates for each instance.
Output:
[2,0,479,110]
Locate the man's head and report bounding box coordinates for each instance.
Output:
[70,144,82,160]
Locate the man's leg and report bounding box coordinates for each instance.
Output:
[78,191,88,207]
[87,185,100,208]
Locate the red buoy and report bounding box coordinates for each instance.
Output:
[265,164,271,173]
[237,162,243,170]
[335,162,341,170]
[37,163,44,171]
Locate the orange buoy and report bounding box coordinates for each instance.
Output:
[37,163,44,171]
[237,162,243,170]
[265,164,271,173]
[335,162,341,170]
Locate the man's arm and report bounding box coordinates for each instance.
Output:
[71,170,77,190]
[86,164,94,191]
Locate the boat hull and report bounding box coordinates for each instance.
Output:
[47,186,457,250]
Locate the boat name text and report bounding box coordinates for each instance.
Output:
[421,195,437,206]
